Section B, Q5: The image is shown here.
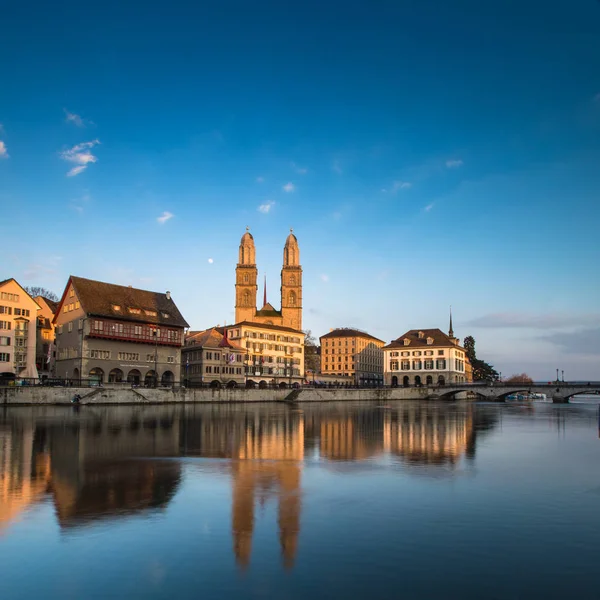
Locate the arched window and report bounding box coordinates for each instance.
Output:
[243,290,250,305]
[243,274,249,283]
[288,291,296,307]
[289,275,296,285]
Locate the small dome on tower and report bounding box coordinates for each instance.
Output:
[240,227,254,244]
[285,228,298,246]
[239,227,256,265]
[283,228,300,266]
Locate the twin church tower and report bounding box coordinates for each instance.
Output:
[235,228,303,331]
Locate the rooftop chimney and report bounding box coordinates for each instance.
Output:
[166,291,171,300]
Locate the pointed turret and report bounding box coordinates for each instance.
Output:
[449,306,454,338]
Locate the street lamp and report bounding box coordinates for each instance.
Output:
[556,368,559,384]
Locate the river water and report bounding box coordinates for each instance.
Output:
[1,400,599,599]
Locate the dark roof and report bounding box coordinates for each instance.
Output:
[184,327,242,350]
[320,328,384,344]
[255,302,283,318]
[58,276,189,328]
[228,320,304,335]
[0,278,12,287]
[383,328,462,350]
[41,297,59,313]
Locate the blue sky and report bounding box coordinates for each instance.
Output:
[1,0,599,379]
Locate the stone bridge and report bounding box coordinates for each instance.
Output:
[429,382,600,403]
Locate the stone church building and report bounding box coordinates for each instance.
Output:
[235,228,303,331]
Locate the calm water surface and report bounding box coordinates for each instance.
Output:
[1,400,599,599]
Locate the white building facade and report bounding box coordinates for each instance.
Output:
[383,328,467,386]
[0,279,41,379]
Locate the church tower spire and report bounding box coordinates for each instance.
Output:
[281,229,302,330]
[449,306,455,339]
[235,227,258,323]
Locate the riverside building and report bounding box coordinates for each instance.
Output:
[0,279,41,379]
[319,328,385,386]
[53,276,189,386]
[181,327,245,387]
[383,319,468,386]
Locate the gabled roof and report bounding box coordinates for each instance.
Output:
[383,328,462,350]
[54,276,189,328]
[0,279,42,310]
[184,327,242,350]
[320,328,384,344]
[255,302,282,318]
[227,320,304,335]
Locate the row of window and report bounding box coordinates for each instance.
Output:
[389,350,444,357]
[0,352,10,362]
[246,354,301,365]
[245,342,301,353]
[389,359,448,371]
[59,348,178,362]
[0,321,11,330]
[63,301,80,313]
[232,331,302,343]
[203,366,242,374]
[0,306,31,317]
[0,292,19,302]
[86,320,181,343]
[246,367,302,376]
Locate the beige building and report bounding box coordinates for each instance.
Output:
[53,276,189,386]
[181,327,245,387]
[225,321,305,388]
[235,228,302,331]
[383,323,468,386]
[319,328,385,386]
[0,279,41,379]
[34,295,58,378]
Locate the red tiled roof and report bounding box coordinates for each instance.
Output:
[383,328,461,350]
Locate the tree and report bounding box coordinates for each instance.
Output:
[463,335,499,382]
[505,373,533,385]
[303,329,320,374]
[24,286,59,301]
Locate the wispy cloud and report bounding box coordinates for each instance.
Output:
[60,139,100,176]
[446,159,464,168]
[69,192,91,213]
[542,327,600,355]
[0,140,8,159]
[392,180,412,192]
[64,109,86,127]
[256,176,265,183]
[291,161,308,175]
[258,200,275,214]
[332,160,343,174]
[466,312,600,330]
[320,274,330,283]
[282,182,295,193]
[424,203,434,212]
[157,211,174,224]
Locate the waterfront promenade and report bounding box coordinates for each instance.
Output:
[1,382,598,405]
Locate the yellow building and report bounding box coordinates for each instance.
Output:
[319,328,385,386]
[235,228,302,331]
[225,321,305,388]
[0,279,41,379]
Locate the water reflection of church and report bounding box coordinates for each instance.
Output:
[1,404,494,566]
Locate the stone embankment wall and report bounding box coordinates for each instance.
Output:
[0,385,467,405]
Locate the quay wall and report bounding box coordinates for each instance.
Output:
[0,386,468,405]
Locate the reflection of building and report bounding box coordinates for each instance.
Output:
[386,405,473,466]
[53,276,189,386]
[383,318,468,386]
[319,328,385,386]
[0,278,41,378]
[48,413,182,527]
[182,327,245,387]
[0,424,50,532]
[231,413,303,569]
[34,295,58,378]
[319,410,385,460]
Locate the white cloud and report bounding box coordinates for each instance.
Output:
[0,141,8,159]
[320,274,330,283]
[208,258,214,264]
[291,161,308,175]
[60,139,100,176]
[157,211,174,224]
[256,176,264,183]
[64,109,85,127]
[424,203,434,212]
[67,165,87,177]
[446,159,464,168]
[392,180,411,192]
[282,182,295,193]
[332,160,342,174]
[258,200,275,213]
